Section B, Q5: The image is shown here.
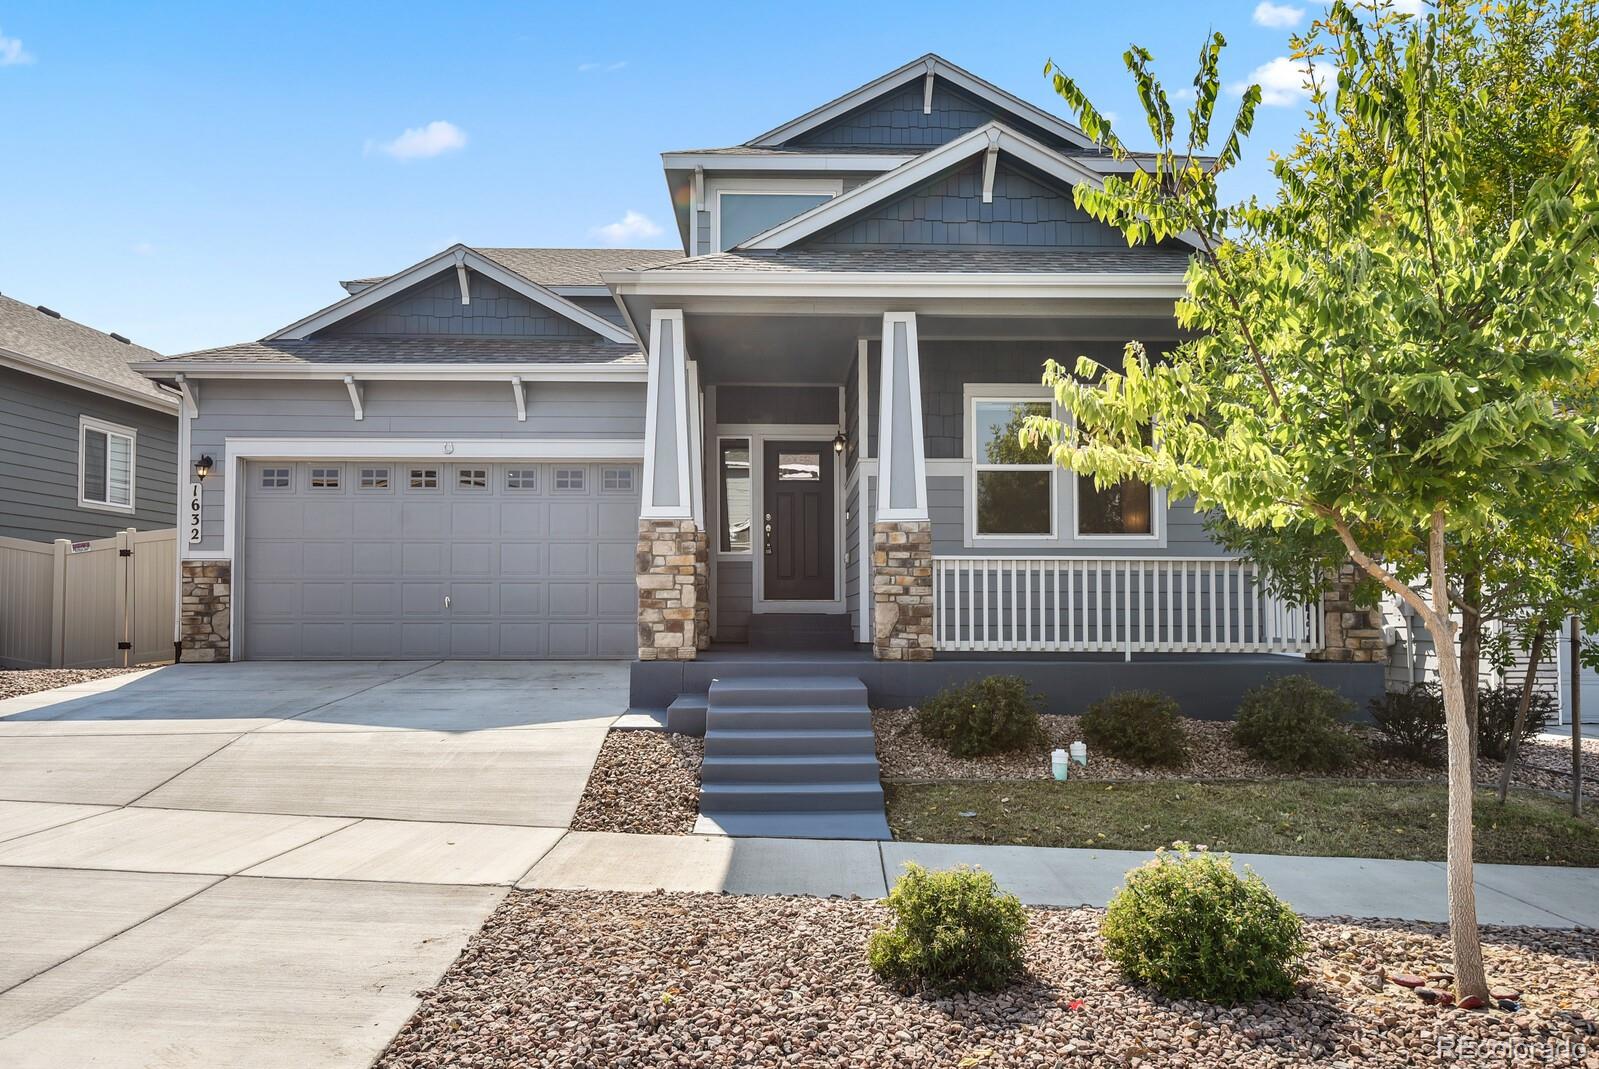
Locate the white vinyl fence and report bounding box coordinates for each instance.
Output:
[932,555,1322,657]
[0,528,176,669]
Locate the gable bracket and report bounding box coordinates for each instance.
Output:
[453,250,471,305]
[343,375,364,421]
[922,59,936,115]
[982,129,1001,204]
[510,375,526,422]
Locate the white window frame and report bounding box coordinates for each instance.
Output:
[708,177,843,253]
[1072,465,1166,544]
[308,464,344,492]
[77,415,138,514]
[967,388,1057,542]
[454,465,490,492]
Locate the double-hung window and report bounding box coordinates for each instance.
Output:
[79,416,136,512]
[971,398,1054,538]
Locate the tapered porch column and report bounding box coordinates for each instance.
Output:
[638,309,708,660]
[872,312,933,661]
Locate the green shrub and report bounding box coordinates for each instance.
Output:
[1477,684,1558,760]
[1081,690,1189,768]
[1232,675,1363,772]
[1368,683,1446,765]
[1101,845,1306,1003]
[868,864,1028,994]
[917,675,1047,757]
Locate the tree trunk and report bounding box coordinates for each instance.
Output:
[1496,624,1548,805]
[1426,522,1489,1003]
[1460,569,1482,783]
[1573,617,1584,818]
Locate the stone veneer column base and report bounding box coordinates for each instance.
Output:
[872,520,933,661]
[180,560,231,663]
[637,519,707,661]
[1306,561,1389,664]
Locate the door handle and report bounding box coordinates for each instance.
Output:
[444,595,452,609]
[764,512,773,555]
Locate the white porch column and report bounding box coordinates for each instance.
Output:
[872,311,933,660]
[638,309,708,660]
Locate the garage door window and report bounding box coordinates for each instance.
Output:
[408,467,439,490]
[506,468,538,490]
[555,468,586,492]
[456,467,488,491]
[309,466,342,490]
[259,466,292,491]
[602,467,634,492]
[358,467,390,490]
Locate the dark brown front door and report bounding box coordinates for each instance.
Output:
[762,441,835,601]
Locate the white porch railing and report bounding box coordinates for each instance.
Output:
[931,556,1322,657]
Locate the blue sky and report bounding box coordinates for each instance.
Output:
[0,1,1335,354]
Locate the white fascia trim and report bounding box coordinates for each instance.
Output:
[874,312,928,522]
[662,152,916,172]
[606,271,1188,302]
[266,244,633,344]
[1,349,179,413]
[742,122,1126,251]
[748,54,1097,152]
[131,362,647,382]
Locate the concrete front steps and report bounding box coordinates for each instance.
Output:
[693,675,891,841]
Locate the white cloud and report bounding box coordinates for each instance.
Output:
[0,27,34,66]
[578,60,628,73]
[1233,56,1320,106]
[591,210,663,245]
[1173,86,1197,103]
[367,120,467,160]
[130,242,155,256]
[1391,0,1426,13]
[1253,2,1305,28]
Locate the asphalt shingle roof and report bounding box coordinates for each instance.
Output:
[344,247,685,289]
[0,293,173,405]
[629,246,1193,274]
[146,336,643,368]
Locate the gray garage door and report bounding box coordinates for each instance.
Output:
[241,460,640,659]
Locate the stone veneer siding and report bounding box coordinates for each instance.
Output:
[180,560,231,663]
[1308,562,1389,664]
[872,520,933,661]
[637,519,708,660]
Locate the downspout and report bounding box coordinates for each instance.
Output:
[172,375,196,661]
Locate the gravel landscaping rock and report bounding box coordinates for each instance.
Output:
[0,665,161,702]
[378,889,1599,1069]
[875,708,1599,799]
[569,730,703,835]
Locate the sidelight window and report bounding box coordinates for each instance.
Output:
[718,438,751,553]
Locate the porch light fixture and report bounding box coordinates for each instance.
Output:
[193,455,214,481]
[832,431,848,455]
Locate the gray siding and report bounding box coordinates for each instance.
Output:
[0,366,176,541]
[716,559,752,643]
[568,295,628,329]
[186,378,645,555]
[328,272,604,339]
[715,385,839,425]
[787,79,1083,154]
[808,159,1126,249]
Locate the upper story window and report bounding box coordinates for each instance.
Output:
[709,179,843,251]
[971,398,1054,538]
[78,416,136,512]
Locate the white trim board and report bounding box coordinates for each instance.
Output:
[265,244,633,345]
[1,350,179,413]
[132,362,647,382]
[874,312,928,523]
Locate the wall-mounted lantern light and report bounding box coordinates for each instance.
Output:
[832,431,848,455]
[193,455,214,481]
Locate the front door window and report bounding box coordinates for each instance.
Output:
[762,441,834,601]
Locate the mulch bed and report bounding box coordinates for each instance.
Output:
[378,889,1599,1069]
[874,709,1599,800]
[0,665,162,702]
[570,730,703,836]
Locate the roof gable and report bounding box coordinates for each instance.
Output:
[269,245,633,344]
[786,77,1084,155]
[323,272,607,340]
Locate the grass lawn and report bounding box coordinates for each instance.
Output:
[885,779,1599,866]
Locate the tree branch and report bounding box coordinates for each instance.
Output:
[1316,503,1440,626]
[1194,230,1285,412]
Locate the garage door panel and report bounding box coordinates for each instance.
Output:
[242,460,639,660]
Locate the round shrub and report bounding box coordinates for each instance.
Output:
[917,675,1047,757]
[1102,845,1306,1003]
[868,864,1028,994]
[1477,683,1558,760]
[1368,683,1446,765]
[1081,690,1189,768]
[1232,675,1362,772]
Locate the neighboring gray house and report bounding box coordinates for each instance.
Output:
[0,294,179,542]
[134,55,1382,706]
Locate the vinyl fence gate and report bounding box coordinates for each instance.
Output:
[0,528,177,669]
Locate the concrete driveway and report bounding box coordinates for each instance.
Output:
[0,661,626,1068]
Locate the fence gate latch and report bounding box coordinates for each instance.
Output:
[118,548,132,557]
[116,642,132,650]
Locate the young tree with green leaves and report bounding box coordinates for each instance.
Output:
[1027,1,1599,999]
